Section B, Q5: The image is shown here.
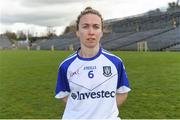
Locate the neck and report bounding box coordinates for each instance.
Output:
[79,46,100,58]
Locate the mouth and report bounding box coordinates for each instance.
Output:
[87,38,95,41]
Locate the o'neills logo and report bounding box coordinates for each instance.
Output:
[71,90,115,100]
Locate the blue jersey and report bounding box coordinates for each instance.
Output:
[55,48,131,119]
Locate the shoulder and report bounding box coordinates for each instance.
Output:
[101,48,123,64]
[58,52,77,69]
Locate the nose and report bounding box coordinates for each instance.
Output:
[88,27,94,35]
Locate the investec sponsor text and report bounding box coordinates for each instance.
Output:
[71,90,116,100]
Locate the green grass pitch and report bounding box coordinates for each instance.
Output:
[0,50,180,118]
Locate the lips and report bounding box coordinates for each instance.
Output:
[87,38,95,41]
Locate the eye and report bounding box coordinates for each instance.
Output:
[82,25,89,29]
[93,25,100,29]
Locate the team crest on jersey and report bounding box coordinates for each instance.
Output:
[103,66,112,77]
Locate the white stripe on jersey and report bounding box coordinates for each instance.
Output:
[58,52,77,69]
[117,86,131,93]
[55,91,70,99]
[102,49,123,62]
[102,49,126,69]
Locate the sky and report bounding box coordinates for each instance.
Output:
[0,0,177,36]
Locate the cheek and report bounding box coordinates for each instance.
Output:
[96,32,103,38]
[78,32,87,41]
[79,32,86,38]
[78,29,87,36]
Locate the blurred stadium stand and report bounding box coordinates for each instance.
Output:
[29,5,180,51]
[0,35,12,49]
[0,2,179,51]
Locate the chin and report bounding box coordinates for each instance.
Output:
[83,42,99,48]
[86,44,98,48]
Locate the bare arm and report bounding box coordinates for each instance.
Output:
[61,96,68,103]
[116,93,128,107]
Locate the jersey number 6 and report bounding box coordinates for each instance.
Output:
[88,70,94,78]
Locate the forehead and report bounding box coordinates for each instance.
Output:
[79,13,101,25]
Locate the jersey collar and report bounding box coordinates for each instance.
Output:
[77,47,102,61]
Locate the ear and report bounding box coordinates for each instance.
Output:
[76,31,79,38]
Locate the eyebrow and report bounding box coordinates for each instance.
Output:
[82,23,100,26]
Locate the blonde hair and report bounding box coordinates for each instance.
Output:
[76,7,103,30]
